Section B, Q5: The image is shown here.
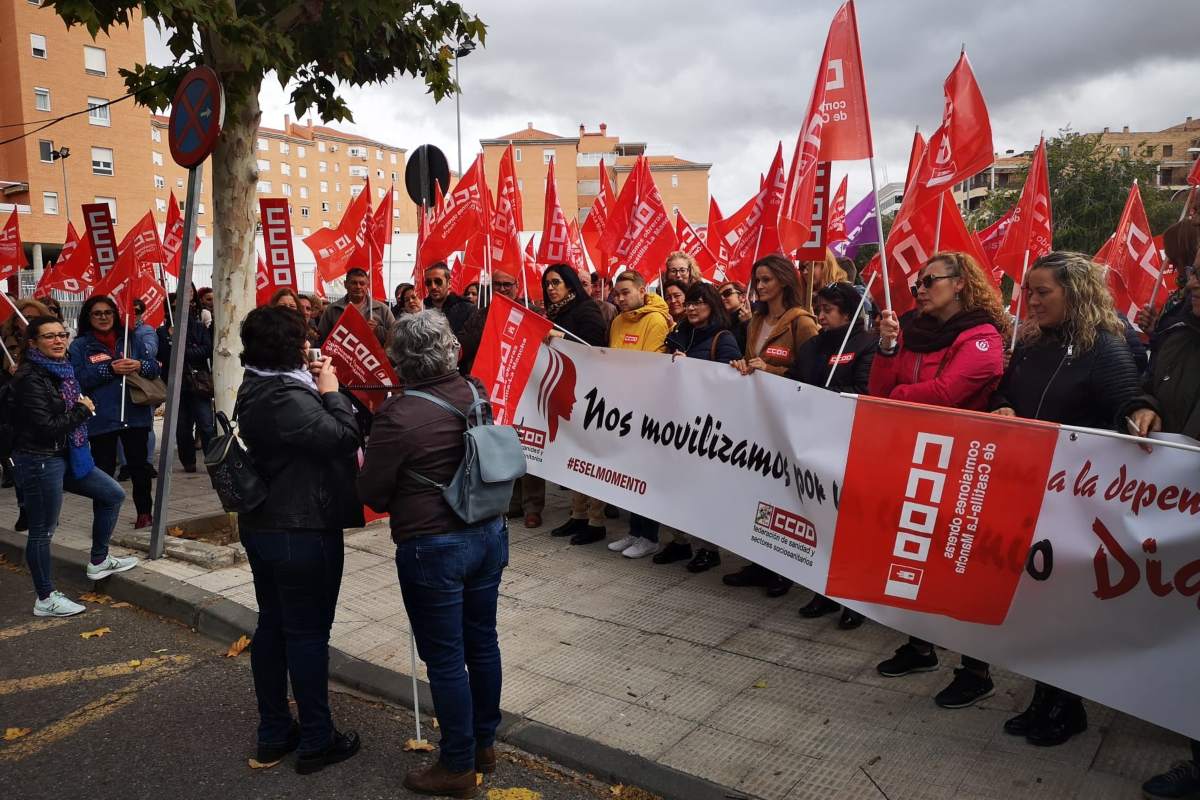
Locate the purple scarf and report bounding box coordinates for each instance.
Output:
[27,349,93,477]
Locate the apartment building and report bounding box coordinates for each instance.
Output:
[480,122,711,229]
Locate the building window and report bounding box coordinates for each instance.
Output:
[91,146,114,176]
[280,163,291,176]
[300,207,310,218]
[34,87,51,112]
[672,205,680,216]
[1119,146,1130,158]
[390,153,397,165]
[671,174,679,188]
[349,185,363,198]
[39,140,54,163]
[198,203,205,214]
[176,178,184,188]
[282,184,292,196]
[153,175,165,189]
[151,127,161,143]
[321,202,330,212]
[257,180,272,193]
[319,181,328,193]
[94,196,117,222]
[279,141,290,155]
[319,161,327,173]
[334,162,340,173]
[298,166,307,178]
[337,201,343,210]
[543,148,554,164]
[256,159,270,172]
[514,148,522,162]
[377,187,386,198]
[43,192,59,215]
[31,34,47,59]
[376,169,384,179]
[318,141,326,153]
[152,151,164,167]
[299,186,308,199]
[1164,144,1174,158]
[302,227,311,235]
[87,97,111,126]
[257,138,268,152]
[178,198,185,211]
[393,209,400,219]
[349,165,368,178]
[322,221,331,228]
[374,149,381,160]
[155,198,167,213]
[517,179,524,192]
[391,171,398,182]
[334,182,341,192]
[348,145,367,158]
[197,226,206,237]
[84,45,107,75]
[297,146,306,158]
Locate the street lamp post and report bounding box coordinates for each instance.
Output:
[454,42,475,175]
[50,146,71,225]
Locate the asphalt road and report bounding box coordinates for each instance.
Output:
[0,554,621,800]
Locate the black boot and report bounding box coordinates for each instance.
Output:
[765,573,792,598]
[1004,682,1052,736]
[1026,692,1087,747]
[838,609,865,630]
[723,563,770,587]
[569,525,606,545]
[799,593,841,618]
[652,541,692,564]
[686,548,721,573]
[15,508,27,532]
[551,518,587,538]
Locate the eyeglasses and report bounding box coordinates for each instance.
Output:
[908,274,957,298]
[682,300,706,309]
[545,278,565,288]
[90,310,115,318]
[424,278,445,287]
[667,268,689,276]
[38,332,69,341]
[494,281,516,290]
[719,288,741,299]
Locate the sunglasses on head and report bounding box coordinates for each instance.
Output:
[909,273,957,298]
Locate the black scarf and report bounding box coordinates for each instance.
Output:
[545,291,578,319]
[902,308,995,353]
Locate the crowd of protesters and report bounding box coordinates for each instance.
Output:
[1,217,1196,798]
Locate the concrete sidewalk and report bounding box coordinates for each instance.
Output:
[0,455,1189,800]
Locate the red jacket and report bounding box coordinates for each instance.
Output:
[868,322,1003,410]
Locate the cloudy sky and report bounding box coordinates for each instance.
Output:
[148,0,1200,210]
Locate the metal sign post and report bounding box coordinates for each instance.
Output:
[149,67,224,560]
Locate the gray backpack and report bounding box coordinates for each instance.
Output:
[405,380,527,525]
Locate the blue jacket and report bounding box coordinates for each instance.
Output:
[665,322,743,362]
[69,323,160,435]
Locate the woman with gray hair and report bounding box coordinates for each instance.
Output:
[357,310,508,797]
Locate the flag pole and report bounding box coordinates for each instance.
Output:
[158,264,174,328]
[119,314,131,424]
[0,293,28,326]
[867,156,893,311]
[825,271,877,388]
[1180,187,1195,222]
[1147,249,1168,311]
[933,193,945,252]
[1010,250,1030,351]
[0,339,15,372]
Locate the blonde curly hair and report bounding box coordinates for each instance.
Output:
[922,251,1012,340]
[1016,251,1124,352]
[663,251,702,285]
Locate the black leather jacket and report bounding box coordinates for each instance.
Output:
[10,360,93,457]
[235,372,365,532]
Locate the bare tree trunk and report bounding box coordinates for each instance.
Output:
[210,82,261,417]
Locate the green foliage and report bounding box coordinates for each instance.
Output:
[977,129,1185,254]
[44,0,486,120]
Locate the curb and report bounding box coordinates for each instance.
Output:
[0,529,737,800]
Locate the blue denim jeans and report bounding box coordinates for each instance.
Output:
[241,527,344,755]
[11,452,125,599]
[176,392,215,468]
[629,512,660,543]
[395,517,508,773]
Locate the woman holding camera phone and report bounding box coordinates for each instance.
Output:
[235,306,365,774]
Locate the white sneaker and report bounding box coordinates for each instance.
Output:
[86,554,139,581]
[34,591,86,617]
[622,538,659,559]
[607,534,637,552]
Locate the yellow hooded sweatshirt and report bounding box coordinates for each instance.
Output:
[608,292,672,353]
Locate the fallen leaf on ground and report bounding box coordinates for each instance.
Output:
[486,789,542,800]
[168,527,184,538]
[225,635,251,658]
[4,728,31,741]
[152,648,168,653]
[431,717,439,729]
[110,602,132,609]
[752,679,768,689]
[403,738,435,752]
[128,659,142,668]
[477,774,483,786]
[247,757,281,770]
[80,592,112,604]
[80,627,112,640]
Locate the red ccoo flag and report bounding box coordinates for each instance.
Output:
[536,157,575,269]
[600,158,677,283]
[913,51,993,193]
[977,204,1016,272]
[488,145,525,274]
[827,174,849,246]
[580,159,614,275]
[41,223,96,294]
[675,210,718,279]
[780,0,872,252]
[1099,181,1163,318]
[0,211,27,282]
[417,154,487,269]
[726,144,787,285]
[1188,156,1200,187]
[521,236,543,305]
[161,192,198,278]
[369,186,393,301]
[303,180,373,286]
[993,137,1052,285]
[470,293,553,426]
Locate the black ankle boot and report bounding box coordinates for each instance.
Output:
[798,593,841,618]
[550,518,586,537]
[1026,693,1087,747]
[1005,682,1052,736]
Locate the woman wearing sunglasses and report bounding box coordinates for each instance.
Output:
[869,251,1009,710]
[541,264,612,546]
[718,281,752,353]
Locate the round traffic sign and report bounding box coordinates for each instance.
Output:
[405,144,451,208]
[169,66,224,168]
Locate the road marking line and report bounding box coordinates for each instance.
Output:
[0,656,195,763]
[0,618,75,641]
[0,655,190,696]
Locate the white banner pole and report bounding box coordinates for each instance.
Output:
[1010,250,1030,351]
[867,157,893,311]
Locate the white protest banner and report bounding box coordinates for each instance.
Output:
[499,339,1200,740]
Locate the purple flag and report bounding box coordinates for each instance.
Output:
[831,191,878,259]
